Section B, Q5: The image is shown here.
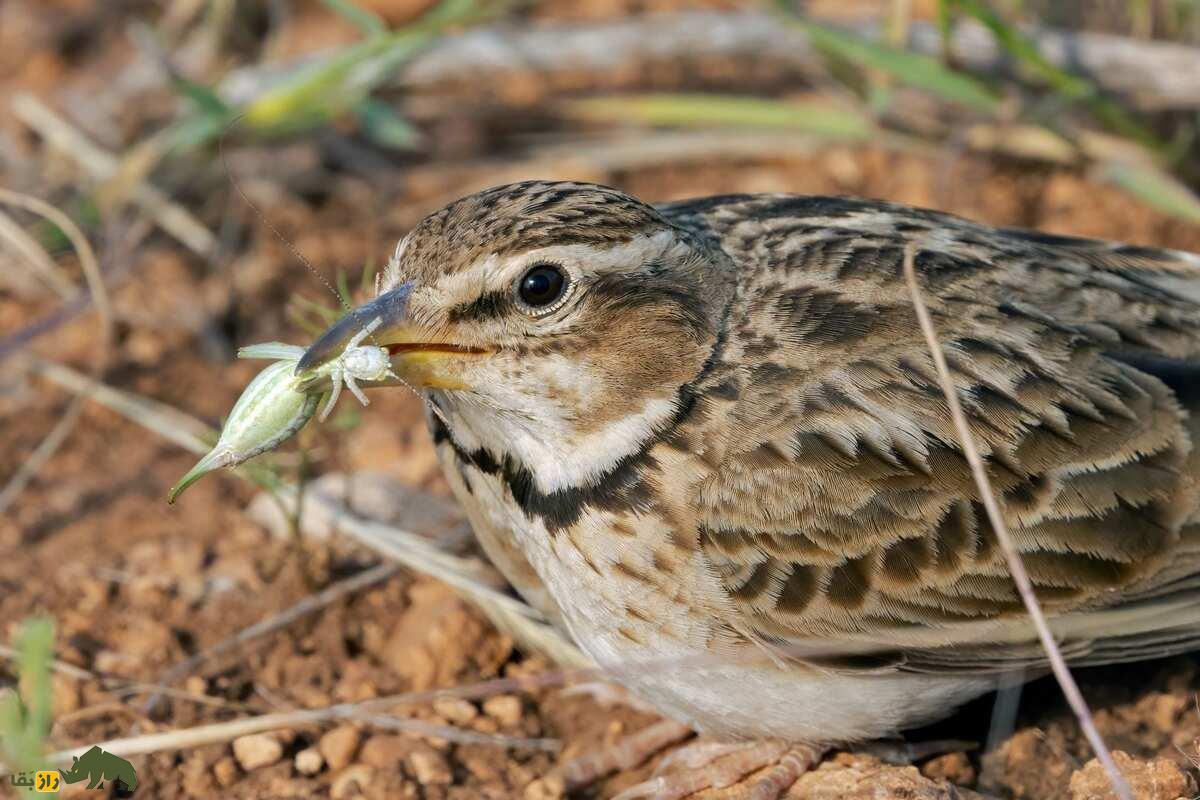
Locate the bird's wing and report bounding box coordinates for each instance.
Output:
[661,195,1200,675]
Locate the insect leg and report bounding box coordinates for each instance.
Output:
[345,372,370,407]
[320,364,344,421]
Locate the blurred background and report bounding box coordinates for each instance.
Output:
[5,1,1200,798]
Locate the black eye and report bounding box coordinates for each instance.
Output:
[517,263,568,309]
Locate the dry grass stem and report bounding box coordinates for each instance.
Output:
[1,691,560,775]
[269,482,549,623]
[10,93,217,256]
[901,242,1132,800]
[145,562,402,710]
[30,358,213,453]
[0,188,112,516]
[0,644,262,717]
[0,209,75,298]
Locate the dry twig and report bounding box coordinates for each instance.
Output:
[144,561,402,713]
[901,242,1132,800]
[0,189,113,516]
[0,210,75,298]
[1,689,560,775]
[10,93,217,257]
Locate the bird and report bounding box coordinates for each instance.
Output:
[298,180,1200,798]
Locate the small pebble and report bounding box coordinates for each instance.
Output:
[482,694,523,727]
[184,676,208,696]
[408,745,453,785]
[1069,750,1196,800]
[472,716,499,734]
[433,696,478,724]
[360,735,411,768]
[920,751,975,786]
[320,725,362,771]
[51,674,80,716]
[330,764,375,799]
[524,773,566,800]
[233,733,283,770]
[213,756,239,788]
[295,747,325,776]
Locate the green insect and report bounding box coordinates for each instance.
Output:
[167,317,395,503]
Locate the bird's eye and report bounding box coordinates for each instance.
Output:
[516,263,568,311]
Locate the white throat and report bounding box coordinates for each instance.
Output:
[434,390,677,494]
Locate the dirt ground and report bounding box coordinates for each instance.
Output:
[5,2,1200,799]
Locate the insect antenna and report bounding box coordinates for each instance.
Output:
[219,116,349,312]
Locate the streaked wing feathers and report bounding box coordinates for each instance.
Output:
[662,194,1200,676]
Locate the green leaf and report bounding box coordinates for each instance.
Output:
[1099,161,1200,224]
[566,94,874,140]
[321,0,388,35]
[776,9,999,112]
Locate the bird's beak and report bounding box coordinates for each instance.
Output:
[296,281,488,391]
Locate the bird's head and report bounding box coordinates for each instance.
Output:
[298,181,733,492]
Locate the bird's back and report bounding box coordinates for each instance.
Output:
[655,193,1200,674]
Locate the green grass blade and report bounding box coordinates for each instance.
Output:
[1099,161,1200,224]
[0,617,54,776]
[243,0,498,135]
[357,98,423,149]
[946,0,1162,149]
[566,94,874,140]
[774,3,999,113]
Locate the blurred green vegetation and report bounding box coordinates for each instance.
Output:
[0,618,55,792]
[169,0,506,151]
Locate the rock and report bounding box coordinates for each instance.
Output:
[330,764,375,799]
[921,751,976,786]
[1069,750,1196,800]
[320,725,362,771]
[51,673,80,716]
[981,728,1075,798]
[247,472,467,544]
[232,733,284,770]
[212,756,239,788]
[1144,692,1189,734]
[524,773,566,800]
[794,753,976,799]
[482,695,523,727]
[295,747,324,775]
[407,743,453,785]
[433,696,478,724]
[359,734,413,768]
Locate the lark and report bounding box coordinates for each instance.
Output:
[300,181,1200,798]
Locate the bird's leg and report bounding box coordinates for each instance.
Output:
[557,719,693,791]
[574,732,969,799]
[612,739,828,800]
[652,739,758,774]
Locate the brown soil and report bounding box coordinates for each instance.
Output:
[4,2,1200,799]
